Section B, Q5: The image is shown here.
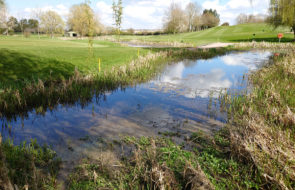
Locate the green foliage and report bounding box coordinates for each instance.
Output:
[194,130,264,190]
[269,0,295,30]
[68,137,210,190]
[0,139,61,189]
[112,0,123,38]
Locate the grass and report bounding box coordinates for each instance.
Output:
[118,23,294,45]
[67,130,267,190]
[0,35,149,86]
[0,137,61,190]
[221,43,295,189]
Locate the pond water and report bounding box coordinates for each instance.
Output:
[0,51,272,165]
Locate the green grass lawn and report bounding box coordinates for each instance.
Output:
[119,23,294,45]
[0,36,147,85]
[0,23,294,86]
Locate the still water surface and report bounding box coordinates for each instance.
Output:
[1,51,271,162]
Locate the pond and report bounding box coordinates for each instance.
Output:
[0,50,272,165]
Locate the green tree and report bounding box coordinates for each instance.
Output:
[201,9,220,29]
[269,0,295,40]
[112,0,123,40]
[68,3,101,37]
[0,0,4,7]
[19,19,29,34]
[7,16,18,34]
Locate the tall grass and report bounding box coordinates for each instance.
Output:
[222,43,295,189]
[0,137,61,190]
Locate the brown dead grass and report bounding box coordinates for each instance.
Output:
[227,47,295,189]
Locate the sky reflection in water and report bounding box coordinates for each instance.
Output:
[0,51,272,161]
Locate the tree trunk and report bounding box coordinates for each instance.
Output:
[38,27,40,39]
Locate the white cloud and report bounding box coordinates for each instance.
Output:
[222,51,272,70]
[96,1,113,26]
[17,0,270,29]
[96,0,191,29]
[202,0,269,25]
[23,4,69,19]
[152,62,232,98]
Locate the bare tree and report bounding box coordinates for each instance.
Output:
[163,3,187,34]
[40,10,64,38]
[185,2,201,32]
[32,8,43,38]
[0,4,8,35]
[236,13,266,24]
[236,13,248,24]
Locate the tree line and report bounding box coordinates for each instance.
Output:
[163,2,220,34]
[0,0,294,39]
[0,1,103,38]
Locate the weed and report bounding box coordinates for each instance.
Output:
[0,138,61,190]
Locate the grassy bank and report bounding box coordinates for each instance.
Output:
[222,43,295,189]
[0,36,149,86]
[0,137,61,190]
[68,132,264,190]
[116,23,294,46]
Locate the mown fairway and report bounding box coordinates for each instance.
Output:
[120,23,294,45]
[0,36,147,85]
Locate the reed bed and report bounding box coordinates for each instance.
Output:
[235,41,295,51]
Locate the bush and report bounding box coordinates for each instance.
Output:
[221,22,230,26]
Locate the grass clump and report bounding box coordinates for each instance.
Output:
[68,137,213,190]
[223,46,295,189]
[0,137,61,190]
[68,132,268,190]
[194,129,265,190]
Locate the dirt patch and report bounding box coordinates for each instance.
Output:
[198,42,234,49]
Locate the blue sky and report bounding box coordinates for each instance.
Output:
[6,0,269,29]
